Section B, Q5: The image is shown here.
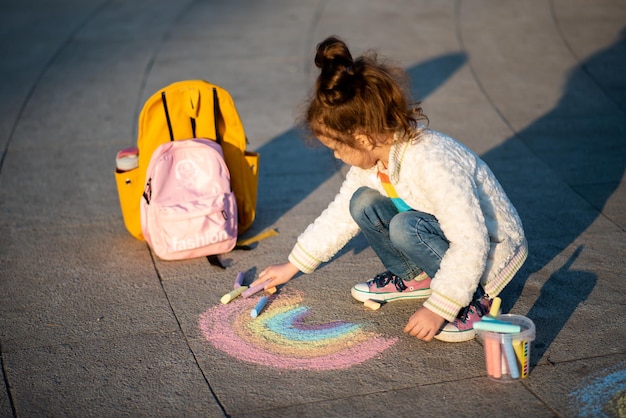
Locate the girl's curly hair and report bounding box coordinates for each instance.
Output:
[301,36,427,147]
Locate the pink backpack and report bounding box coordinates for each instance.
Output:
[140,138,237,260]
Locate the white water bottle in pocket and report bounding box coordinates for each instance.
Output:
[116,147,138,173]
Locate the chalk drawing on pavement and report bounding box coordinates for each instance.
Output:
[198,291,398,370]
[569,362,626,417]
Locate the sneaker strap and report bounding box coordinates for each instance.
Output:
[371,271,407,292]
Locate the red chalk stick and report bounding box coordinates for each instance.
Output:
[485,337,502,378]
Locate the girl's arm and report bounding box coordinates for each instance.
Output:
[287,167,378,273]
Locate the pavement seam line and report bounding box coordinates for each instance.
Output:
[0,339,17,417]
[148,247,230,417]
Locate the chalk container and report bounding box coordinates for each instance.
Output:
[476,314,535,383]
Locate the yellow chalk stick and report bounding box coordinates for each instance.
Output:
[265,287,277,295]
[220,286,248,304]
[364,299,381,310]
[512,339,523,361]
[512,339,529,378]
[489,297,502,317]
[236,228,279,247]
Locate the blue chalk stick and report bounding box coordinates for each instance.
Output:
[474,320,521,333]
[502,340,520,379]
[251,296,268,318]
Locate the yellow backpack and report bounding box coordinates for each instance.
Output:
[115,80,259,241]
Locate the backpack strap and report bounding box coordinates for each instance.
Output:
[213,87,222,145]
[190,118,197,138]
[161,91,175,142]
[207,254,226,269]
[142,178,152,204]
[162,87,219,142]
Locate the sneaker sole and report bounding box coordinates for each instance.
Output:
[351,287,432,303]
[434,328,477,343]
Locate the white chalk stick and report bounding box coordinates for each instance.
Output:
[364,299,382,310]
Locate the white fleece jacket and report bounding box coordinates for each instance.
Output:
[288,129,527,321]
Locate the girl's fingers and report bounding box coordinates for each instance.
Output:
[251,269,270,286]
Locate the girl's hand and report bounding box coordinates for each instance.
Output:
[251,262,300,290]
[403,307,446,342]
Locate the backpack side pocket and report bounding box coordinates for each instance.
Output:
[238,150,259,233]
[115,167,144,240]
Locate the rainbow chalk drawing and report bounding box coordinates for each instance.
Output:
[199,290,398,370]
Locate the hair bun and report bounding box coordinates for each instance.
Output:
[314,36,356,105]
[315,36,353,70]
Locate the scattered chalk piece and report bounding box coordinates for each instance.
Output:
[364,299,385,310]
[242,282,267,298]
[220,286,248,304]
[234,271,245,289]
[251,296,268,318]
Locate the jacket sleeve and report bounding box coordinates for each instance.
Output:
[288,167,377,273]
[411,145,491,321]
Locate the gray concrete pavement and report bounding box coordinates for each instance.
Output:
[1,0,625,416]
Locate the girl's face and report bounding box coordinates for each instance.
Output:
[317,134,379,169]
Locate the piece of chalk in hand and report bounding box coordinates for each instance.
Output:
[251,296,268,318]
[234,271,245,289]
[266,286,277,295]
[220,286,248,304]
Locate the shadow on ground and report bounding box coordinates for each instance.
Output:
[488,30,625,364]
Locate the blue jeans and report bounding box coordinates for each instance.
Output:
[349,186,449,281]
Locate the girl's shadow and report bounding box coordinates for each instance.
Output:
[485,30,626,364]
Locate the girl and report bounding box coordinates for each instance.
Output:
[253,36,527,343]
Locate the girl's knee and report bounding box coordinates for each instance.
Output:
[389,214,415,247]
[389,212,448,250]
[349,187,380,219]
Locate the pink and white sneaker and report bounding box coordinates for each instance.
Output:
[435,289,492,343]
[351,271,432,302]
